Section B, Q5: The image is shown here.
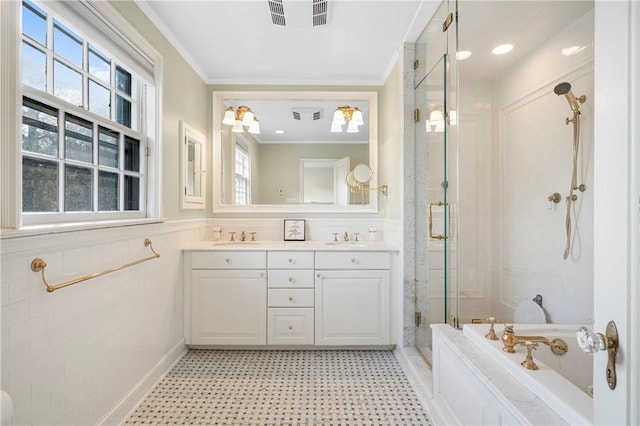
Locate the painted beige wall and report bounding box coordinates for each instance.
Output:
[380,61,403,220]
[257,143,368,204]
[109,1,209,220]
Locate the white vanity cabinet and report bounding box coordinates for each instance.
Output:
[185,251,267,345]
[314,251,391,346]
[267,251,315,345]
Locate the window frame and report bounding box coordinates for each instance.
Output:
[1,0,164,230]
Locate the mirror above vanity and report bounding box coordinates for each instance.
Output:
[212,91,379,214]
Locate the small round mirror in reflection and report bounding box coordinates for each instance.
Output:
[352,164,372,184]
[345,171,358,188]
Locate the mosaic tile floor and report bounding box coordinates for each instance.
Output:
[125,350,432,425]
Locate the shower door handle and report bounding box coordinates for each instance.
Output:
[428,201,448,240]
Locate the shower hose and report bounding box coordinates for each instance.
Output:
[563,111,581,260]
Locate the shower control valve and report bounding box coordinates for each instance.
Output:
[547,193,561,204]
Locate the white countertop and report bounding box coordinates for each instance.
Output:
[184,240,398,252]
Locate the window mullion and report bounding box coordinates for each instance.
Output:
[46,13,54,95]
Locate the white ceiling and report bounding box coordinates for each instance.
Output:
[133,0,593,142]
[135,0,439,85]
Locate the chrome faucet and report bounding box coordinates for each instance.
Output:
[501,324,568,355]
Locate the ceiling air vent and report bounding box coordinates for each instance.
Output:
[291,107,323,121]
[313,0,328,26]
[268,0,286,26]
[268,0,328,27]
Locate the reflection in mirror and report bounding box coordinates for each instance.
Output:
[344,163,388,206]
[212,91,379,213]
[180,121,206,209]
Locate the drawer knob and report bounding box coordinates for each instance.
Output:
[351,258,357,263]
[225,258,232,264]
[289,296,295,302]
[288,325,293,330]
[260,273,265,278]
[288,258,296,264]
[289,277,295,283]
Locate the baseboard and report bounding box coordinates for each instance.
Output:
[100,340,187,425]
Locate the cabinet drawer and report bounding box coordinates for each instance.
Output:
[268,289,314,307]
[268,308,314,345]
[268,251,314,269]
[315,251,390,270]
[268,270,314,288]
[191,251,266,269]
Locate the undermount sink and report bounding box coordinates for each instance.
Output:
[325,241,370,248]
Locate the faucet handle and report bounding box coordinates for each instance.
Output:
[332,233,338,242]
[250,232,256,242]
[353,232,359,242]
[520,341,539,370]
[483,317,500,341]
[229,231,236,242]
[343,231,349,241]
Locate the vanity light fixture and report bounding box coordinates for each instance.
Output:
[223,105,261,134]
[330,106,364,133]
[426,109,456,133]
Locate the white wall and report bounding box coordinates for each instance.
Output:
[1,222,205,424]
[489,9,594,323]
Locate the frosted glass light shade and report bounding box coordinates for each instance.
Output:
[448,110,457,126]
[332,109,346,125]
[241,110,254,126]
[330,121,343,132]
[429,110,444,124]
[346,120,359,133]
[351,108,364,126]
[231,120,244,133]
[248,118,260,134]
[222,107,235,125]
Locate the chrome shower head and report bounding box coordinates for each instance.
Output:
[554,81,581,112]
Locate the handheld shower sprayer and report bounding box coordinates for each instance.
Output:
[553,81,588,259]
[553,82,586,112]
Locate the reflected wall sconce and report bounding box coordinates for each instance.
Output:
[330,106,364,133]
[426,109,456,133]
[223,105,261,134]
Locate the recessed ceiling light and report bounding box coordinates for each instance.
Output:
[274,130,284,134]
[562,45,586,56]
[492,44,513,55]
[456,50,472,60]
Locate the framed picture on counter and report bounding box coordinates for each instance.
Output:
[284,219,305,241]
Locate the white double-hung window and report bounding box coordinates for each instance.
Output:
[234,137,251,205]
[18,0,160,226]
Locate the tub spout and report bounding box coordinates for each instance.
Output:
[501,324,568,356]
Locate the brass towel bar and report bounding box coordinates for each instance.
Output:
[31,238,160,293]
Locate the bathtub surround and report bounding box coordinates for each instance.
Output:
[430,324,572,425]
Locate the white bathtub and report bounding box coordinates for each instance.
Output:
[463,323,593,425]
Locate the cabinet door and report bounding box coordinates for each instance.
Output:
[190,269,266,345]
[315,270,390,346]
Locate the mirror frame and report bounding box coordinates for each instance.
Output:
[211,91,379,214]
[180,120,206,209]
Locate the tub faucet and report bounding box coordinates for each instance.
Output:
[343,231,349,241]
[240,231,246,242]
[501,324,568,356]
